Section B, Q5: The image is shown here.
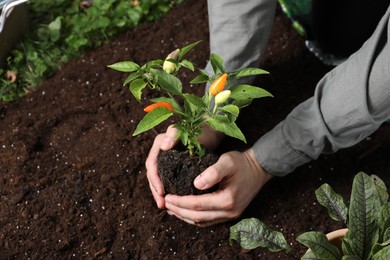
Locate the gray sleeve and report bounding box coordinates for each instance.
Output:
[205,0,277,88]
[253,5,390,176]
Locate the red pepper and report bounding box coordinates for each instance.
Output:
[143,102,174,113]
[209,73,228,96]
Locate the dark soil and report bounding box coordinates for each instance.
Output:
[0,0,389,259]
[158,149,218,196]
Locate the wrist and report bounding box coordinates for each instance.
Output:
[243,148,273,182]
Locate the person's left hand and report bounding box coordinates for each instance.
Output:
[145,123,224,209]
[164,148,273,227]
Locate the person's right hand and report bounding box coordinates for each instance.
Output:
[145,124,224,209]
[164,148,272,227]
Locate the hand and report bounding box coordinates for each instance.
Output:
[145,124,224,209]
[164,148,273,227]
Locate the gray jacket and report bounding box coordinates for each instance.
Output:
[206,0,390,176]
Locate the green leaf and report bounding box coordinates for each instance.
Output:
[232,99,253,109]
[190,74,209,84]
[210,53,225,74]
[221,104,240,123]
[230,85,273,100]
[346,172,381,259]
[372,238,390,256]
[108,61,140,72]
[133,107,173,136]
[315,183,348,223]
[123,71,142,86]
[371,175,389,206]
[180,59,195,71]
[372,243,390,260]
[188,135,204,157]
[48,17,62,42]
[151,69,182,95]
[142,59,164,69]
[206,118,246,143]
[378,203,390,241]
[301,249,322,260]
[296,232,340,260]
[178,40,201,60]
[183,97,194,117]
[199,69,209,76]
[342,255,361,260]
[342,237,356,257]
[229,218,291,252]
[92,16,110,29]
[384,228,390,241]
[179,130,189,146]
[129,79,147,102]
[183,94,207,109]
[232,67,269,79]
[66,35,88,49]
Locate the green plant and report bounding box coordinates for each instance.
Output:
[108,41,272,157]
[230,172,390,259]
[0,0,183,101]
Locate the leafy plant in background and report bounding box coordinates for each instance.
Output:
[0,0,182,101]
[230,172,390,259]
[108,41,272,157]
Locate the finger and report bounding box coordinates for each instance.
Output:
[167,204,237,227]
[148,180,165,209]
[193,153,236,190]
[167,210,223,227]
[146,167,164,196]
[166,201,237,225]
[145,134,165,196]
[160,125,179,150]
[166,210,195,225]
[165,191,233,212]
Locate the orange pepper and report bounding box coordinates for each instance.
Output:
[143,102,174,113]
[209,73,228,96]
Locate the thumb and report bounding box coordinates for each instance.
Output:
[160,125,179,150]
[194,153,235,190]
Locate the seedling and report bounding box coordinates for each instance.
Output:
[108,41,272,157]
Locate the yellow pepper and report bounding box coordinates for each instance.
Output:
[215,90,231,105]
[162,49,179,74]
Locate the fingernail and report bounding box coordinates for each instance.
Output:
[194,176,207,189]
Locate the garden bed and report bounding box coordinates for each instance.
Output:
[0,0,389,258]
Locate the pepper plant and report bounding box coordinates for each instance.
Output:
[108,41,272,157]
